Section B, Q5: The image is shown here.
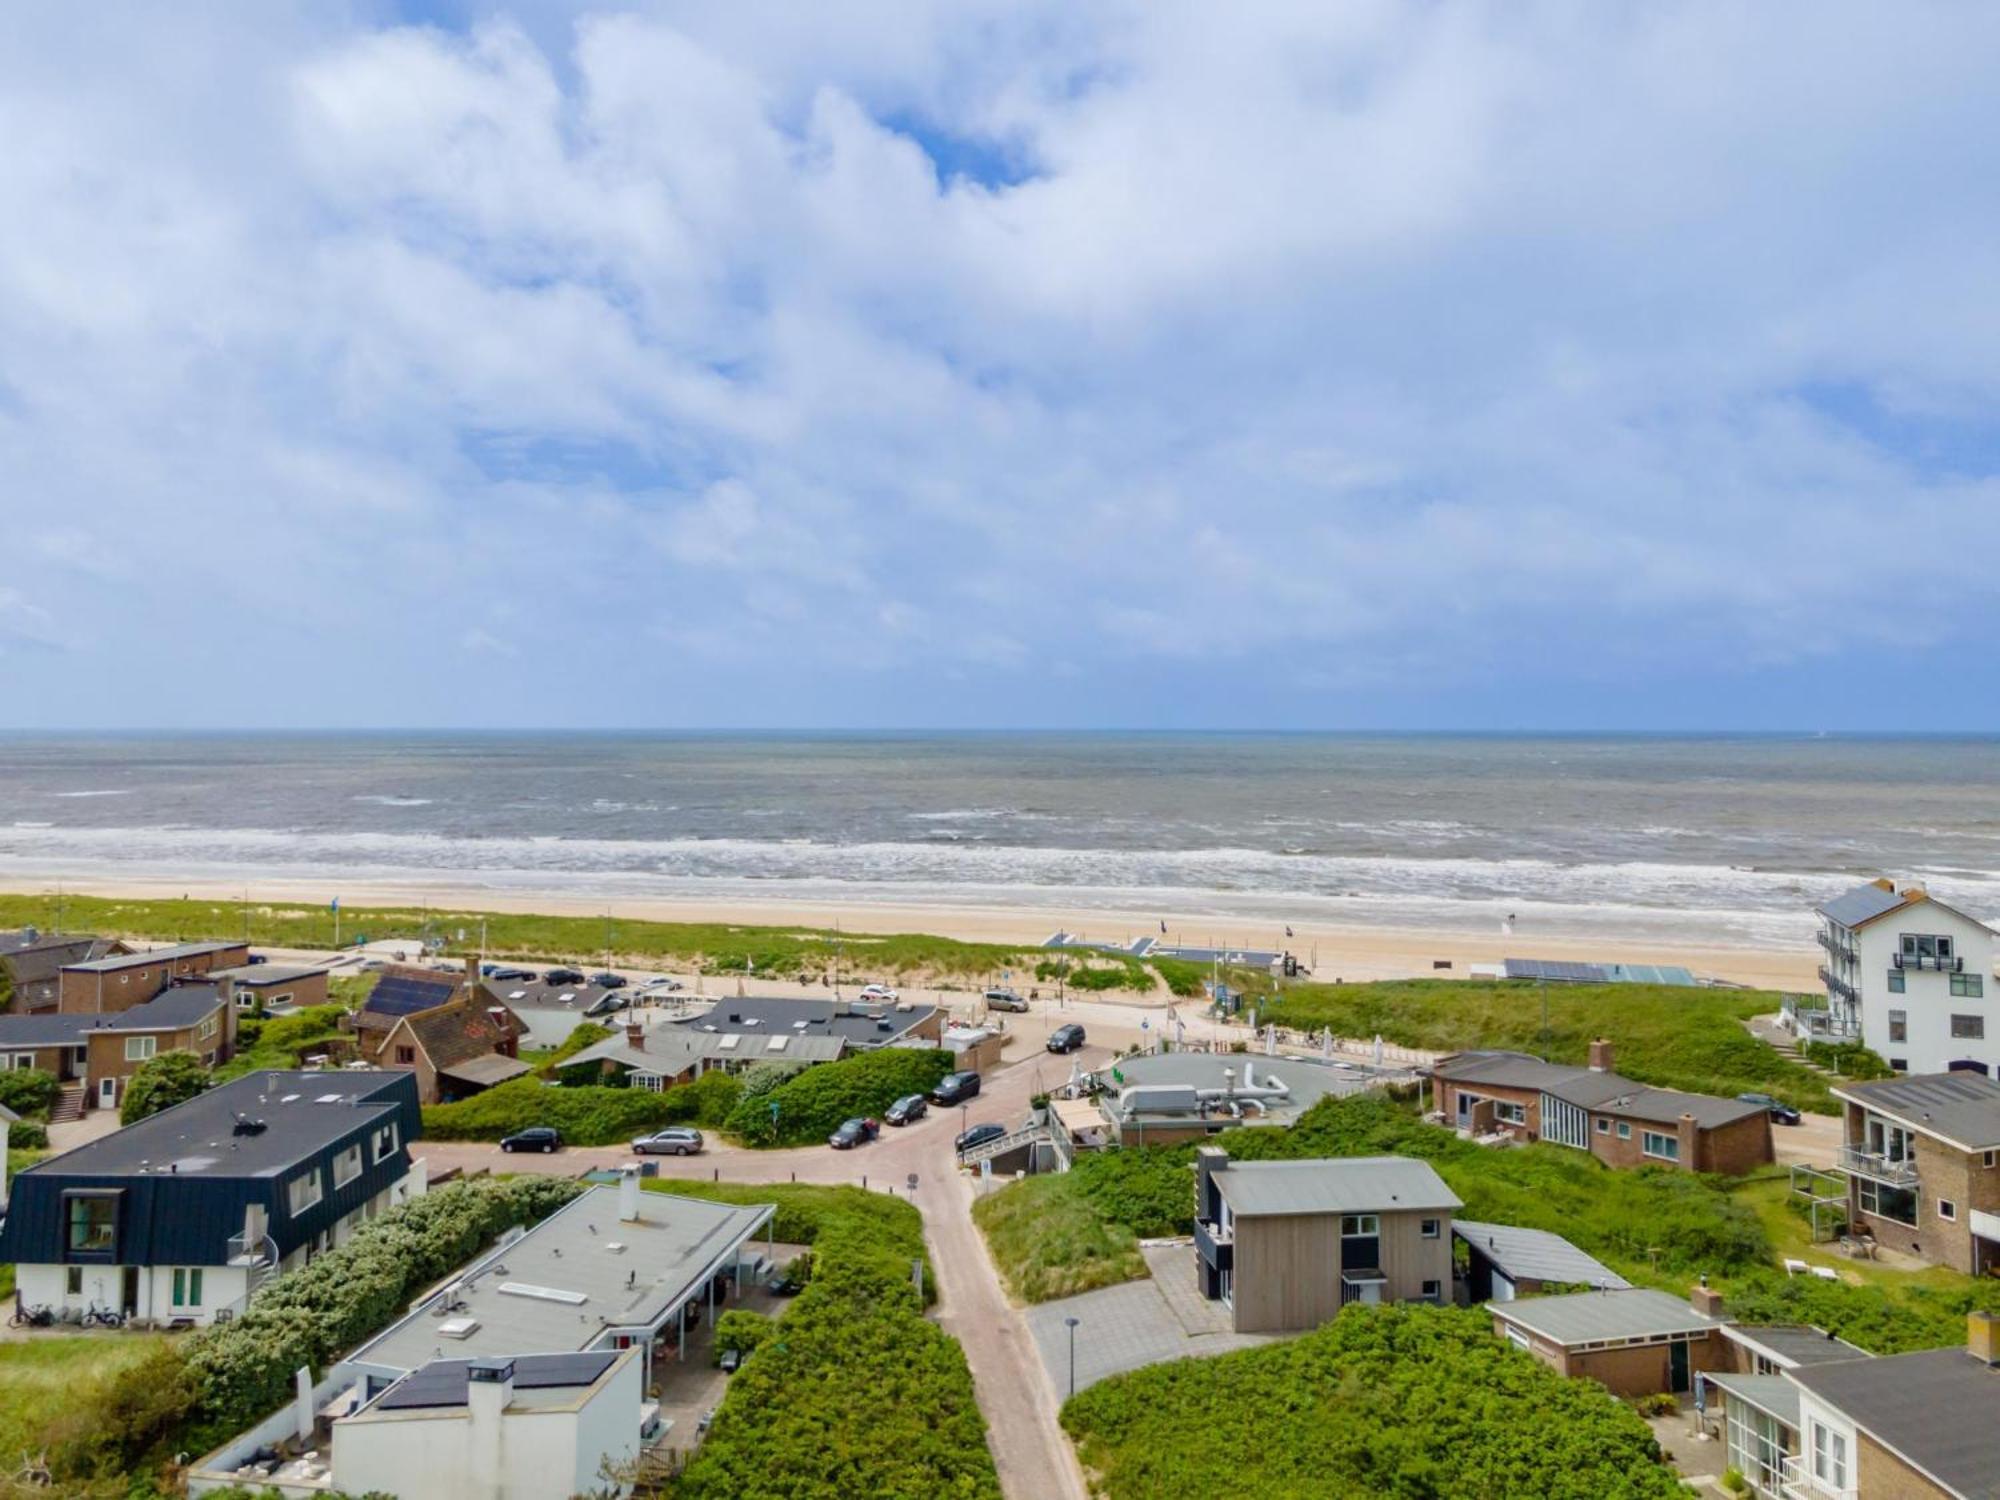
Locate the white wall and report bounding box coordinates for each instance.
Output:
[1857,902,1999,1075]
[13,1261,250,1325]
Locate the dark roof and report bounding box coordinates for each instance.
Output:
[399,999,523,1071]
[1817,880,1910,929]
[1790,1348,2000,1498]
[1438,1050,1763,1129]
[16,1069,414,1180]
[1453,1221,1630,1289]
[477,976,611,1014]
[1723,1324,1869,1370]
[1576,1084,1767,1130]
[1835,1072,2000,1150]
[208,964,330,985]
[670,995,938,1047]
[358,966,464,1029]
[61,941,247,974]
[0,985,225,1048]
[0,933,118,989]
[372,1351,621,1411]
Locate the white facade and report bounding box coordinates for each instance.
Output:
[332,1351,643,1500]
[1818,884,1998,1076]
[1786,1388,1858,1499]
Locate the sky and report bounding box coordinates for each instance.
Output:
[2,2,1998,732]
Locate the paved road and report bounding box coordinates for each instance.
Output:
[422,1041,1100,1500]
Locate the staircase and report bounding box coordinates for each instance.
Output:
[959,1124,1043,1167]
[48,1082,86,1124]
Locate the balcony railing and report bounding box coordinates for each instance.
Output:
[1837,1145,1919,1186]
[1195,1218,1233,1270]
[1893,952,1963,973]
[1816,929,1858,966]
[1817,967,1860,1006]
[1781,1452,1857,1500]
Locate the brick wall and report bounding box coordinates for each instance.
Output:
[1857,1430,1953,1500]
[1436,1079,1541,1140]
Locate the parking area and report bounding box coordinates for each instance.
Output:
[647,1251,805,1457]
[1023,1244,1278,1398]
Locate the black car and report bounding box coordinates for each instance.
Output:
[955,1121,1008,1155]
[485,964,535,981]
[500,1126,563,1153]
[719,1347,743,1374]
[930,1070,982,1106]
[1047,1023,1087,1053]
[1737,1092,1802,1126]
[885,1094,928,1126]
[828,1116,880,1149]
[983,988,1030,1013]
[592,971,628,988]
[543,966,586,985]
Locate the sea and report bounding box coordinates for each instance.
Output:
[0,733,1996,948]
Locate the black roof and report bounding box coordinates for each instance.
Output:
[373,1351,620,1411]
[363,968,463,1020]
[1790,1348,2000,1497]
[672,995,937,1046]
[1837,1072,2000,1150]
[0,986,225,1048]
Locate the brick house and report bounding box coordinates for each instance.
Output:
[0,985,233,1111]
[1833,1071,2000,1271]
[57,941,251,1015]
[374,998,528,1105]
[1431,1041,1773,1174]
[1,931,127,1013]
[354,965,467,1058]
[1490,1285,1733,1398]
[208,963,332,1015]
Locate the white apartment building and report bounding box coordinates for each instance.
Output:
[1815,879,1998,1076]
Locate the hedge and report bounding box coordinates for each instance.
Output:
[421,1076,686,1144]
[1063,1303,1682,1499]
[0,1066,59,1120]
[649,1181,996,1498]
[722,1046,955,1147]
[121,1052,212,1124]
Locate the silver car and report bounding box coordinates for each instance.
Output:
[631,1127,704,1156]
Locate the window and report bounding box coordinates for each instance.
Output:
[1642,1130,1681,1162]
[1953,1014,1986,1040]
[394,1046,416,1065]
[1953,973,1985,999]
[332,1144,362,1189]
[65,1267,82,1296]
[1616,1121,1632,1140]
[65,1194,116,1254]
[267,991,293,1009]
[1726,1399,1787,1496]
[1420,1218,1441,1239]
[172,1268,204,1308]
[1889,1009,1908,1042]
[372,1123,399,1162]
[1856,1176,1919,1225]
[197,1015,218,1041]
[1888,969,1906,994]
[1811,1422,1848,1491]
[1595,1117,1610,1134]
[1340,1215,1380,1237]
[1902,933,1954,962]
[1494,1101,1526,1126]
[1940,1199,1958,1222]
[1504,1326,1530,1351]
[1421,1279,1442,1299]
[1985,1150,1997,1169]
[123,1035,157,1062]
[286,1169,324,1217]
[1892,1058,1908,1072]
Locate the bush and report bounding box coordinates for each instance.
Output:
[8,1118,48,1149]
[1063,1303,1681,1500]
[655,1068,745,1128]
[723,1048,955,1147]
[421,1076,687,1144]
[0,1066,59,1120]
[1801,1039,1893,1080]
[121,1051,212,1124]
[541,1020,612,1074]
[215,1004,348,1079]
[1635,1392,1679,1417]
[713,1308,776,1364]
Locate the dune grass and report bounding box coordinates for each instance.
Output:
[972,1171,1148,1302]
[0,1334,172,1470]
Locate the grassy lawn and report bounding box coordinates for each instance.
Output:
[0,1334,172,1468]
[972,1172,1147,1301]
[1264,977,1834,1111]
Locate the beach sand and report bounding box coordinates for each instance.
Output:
[5,870,1822,992]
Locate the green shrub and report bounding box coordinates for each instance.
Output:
[722,1048,955,1147]
[1801,1039,1893,1080]
[1723,1269,2000,1353]
[1722,1467,1749,1494]
[655,1067,744,1127]
[9,1119,48,1149]
[121,1052,212,1124]
[215,1004,348,1080]
[1063,1303,1682,1500]
[713,1308,776,1364]
[0,1066,59,1120]
[1635,1392,1679,1417]
[421,1076,686,1144]
[541,1020,612,1073]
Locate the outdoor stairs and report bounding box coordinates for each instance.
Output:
[960,1123,1043,1168]
[47,1083,86,1124]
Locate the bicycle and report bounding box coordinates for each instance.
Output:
[82,1303,125,1329]
[7,1302,53,1329]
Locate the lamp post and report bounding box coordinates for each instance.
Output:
[1064,1315,1081,1398]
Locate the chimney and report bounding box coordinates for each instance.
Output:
[1689,1280,1725,1320]
[618,1165,641,1223]
[464,955,479,990]
[1194,1145,1229,1220]
[625,1021,644,1051]
[465,1357,514,1443]
[1587,1039,1614,1073]
[1872,877,1895,893]
[1678,1111,1700,1170]
[1970,1311,2000,1366]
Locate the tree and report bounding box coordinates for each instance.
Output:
[121,1052,212,1124]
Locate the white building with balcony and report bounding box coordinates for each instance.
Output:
[1813,879,1997,1075]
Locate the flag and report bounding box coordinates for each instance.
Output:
[1111,1065,1125,1085]
[1159,919,1167,934]
[330,897,339,913]
[1285,924,1293,938]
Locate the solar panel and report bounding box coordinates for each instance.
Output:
[1502,958,1609,984]
[367,973,459,1016]
[374,1351,618,1411]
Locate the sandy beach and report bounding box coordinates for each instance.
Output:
[0,870,1823,992]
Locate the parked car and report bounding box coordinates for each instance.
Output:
[955,1121,1008,1155]
[719,1347,743,1374]
[632,1127,704,1156]
[828,1116,880,1149]
[500,1126,563,1154]
[858,983,899,1002]
[592,971,628,988]
[585,992,631,1018]
[640,976,685,993]
[485,964,535,981]
[765,1267,806,1296]
[929,1070,982,1106]
[983,988,1030,1013]
[1737,1091,1803,1126]
[543,966,585,985]
[1047,1023,1087,1054]
[885,1094,929,1126]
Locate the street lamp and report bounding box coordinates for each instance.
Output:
[1064,1315,1081,1398]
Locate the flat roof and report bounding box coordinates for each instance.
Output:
[1453,1220,1630,1290]
[1099,1053,1368,1124]
[350,1184,773,1373]
[367,1350,622,1412]
[19,1070,412,1180]
[1790,1348,2000,1497]
[1835,1072,2000,1151]
[480,977,612,1013]
[62,940,246,973]
[670,995,938,1046]
[436,1054,532,1088]
[1701,1371,1801,1430]
[568,1029,845,1072]
[1491,1288,1724,1346]
[1211,1155,1461,1217]
[208,964,331,984]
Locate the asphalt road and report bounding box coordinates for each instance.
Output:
[422,1041,1104,1500]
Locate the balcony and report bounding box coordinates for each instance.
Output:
[1816,929,1859,966]
[1781,1452,1856,1500]
[1194,1218,1233,1271]
[1817,967,1860,1006]
[1837,1145,1919,1186]
[1893,951,1963,973]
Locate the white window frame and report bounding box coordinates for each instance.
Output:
[172,1267,204,1308]
[1641,1130,1681,1163]
[1420,1218,1441,1239]
[1493,1100,1526,1126]
[332,1144,363,1189]
[1339,1215,1380,1237]
[1939,1198,1957,1222]
[287,1169,324,1217]
[1811,1421,1847,1490]
[372,1123,399,1162]
[197,1015,218,1041]
[1616,1121,1632,1140]
[124,1035,157,1063]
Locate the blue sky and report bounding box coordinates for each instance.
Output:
[2,2,1998,731]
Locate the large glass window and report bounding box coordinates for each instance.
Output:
[1725,1399,1786,1497]
[286,1169,324,1217]
[65,1194,116,1254]
[1812,1422,1848,1490]
[1953,1014,1986,1040]
[1952,973,1985,999]
[332,1144,362,1189]
[1642,1131,1681,1162]
[1856,1176,1919,1225]
[123,1036,157,1062]
[1494,1100,1526,1125]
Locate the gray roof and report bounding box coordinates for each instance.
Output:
[208,964,330,984]
[350,1184,773,1374]
[1700,1371,1801,1429]
[479,977,612,1015]
[1790,1348,2000,1498]
[567,1028,844,1073]
[1817,880,1910,929]
[1579,1085,1767,1131]
[1722,1324,1869,1371]
[669,995,938,1048]
[0,985,225,1049]
[1836,1072,2000,1150]
[1453,1221,1630,1289]
[1098,1053,1367,1125]
[1212,1155,1461,1218]
[436,1053,532,1088]
[366,1350,621,1413]
[1491,1288,1724,1345]
[1438,1050,1764,1129]
[61,941,245,973]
